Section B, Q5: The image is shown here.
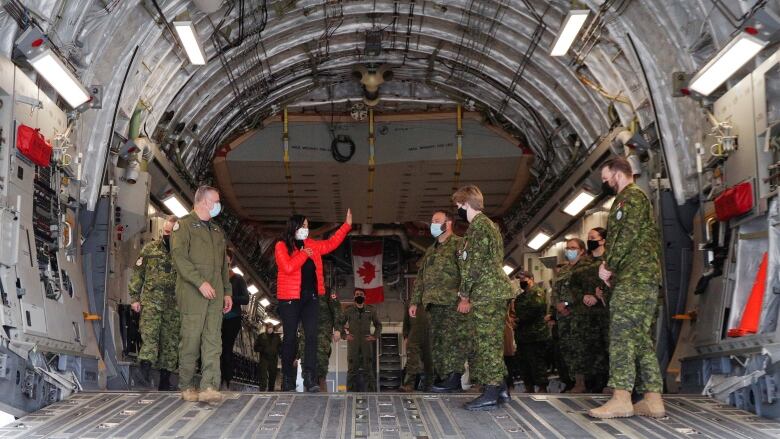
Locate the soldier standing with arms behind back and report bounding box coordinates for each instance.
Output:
[129,215,180,391]
[452,185,515,410]
[409,210,467,393]
[589,157,665,419]
[171,186,233,404]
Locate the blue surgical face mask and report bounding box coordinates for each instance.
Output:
[209,201,222,218]
[430,223,444,238]
[565,249,580,261]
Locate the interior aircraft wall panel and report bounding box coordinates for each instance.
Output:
[0,56,13,200]
[752,50,779,203]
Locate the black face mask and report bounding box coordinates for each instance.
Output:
[355,296,365,305]
[587,239,601,252]
[457,207,468,221]
[601,180,616,196]
[162,235,170,249]
[519,281,529,291]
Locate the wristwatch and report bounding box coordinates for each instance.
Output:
[457,291,469,300]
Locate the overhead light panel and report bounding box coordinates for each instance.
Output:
[527,231,552,250]
[231,266,244,276]
[502,265,514,275]
[264,318,280,326]
[563,190,596,216]
[550,10,589,57]
[173,21,206,65]
[248,285,259,295]
[28,48,91,108]
[688,32,768,96]
[259,298,271,307]
[162,194,190,218]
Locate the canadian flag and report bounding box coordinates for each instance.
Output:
[352,240,384,304]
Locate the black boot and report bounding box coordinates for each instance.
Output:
[418,374,432,392]
[431,372,462,393]
[158,369,176,391]
[136,360,152,387]
[303,370,320,393]
[464,385,501,411]
[282,375,296,392]
[498,382,511,404]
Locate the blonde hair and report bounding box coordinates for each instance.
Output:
[451,185,484,211]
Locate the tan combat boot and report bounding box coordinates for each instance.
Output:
[319,378,328,392]
[181,388,199,402]
[198,387,223,404]
[633,392,665,418]
[570,374,586,393]
[588,389,634,418]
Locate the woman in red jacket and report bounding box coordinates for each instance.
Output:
[275,209,352,392]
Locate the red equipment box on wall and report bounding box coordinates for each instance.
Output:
[16,124,52,167]
[714,181,753,222]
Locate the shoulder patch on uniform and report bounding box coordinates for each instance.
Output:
[616,210,623,220]
[136,257,144,266]
[173,222,180,231]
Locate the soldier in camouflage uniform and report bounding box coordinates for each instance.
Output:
[408,210,468,393]
[297,289,343,391]
[340,289,382,391]
[402,304,433,391]
[554,238,606,394]
[171,186,233,404]
[589,157,665,419]
[513,271,550,393]
[129,215,180,391]
[452,185,515,410]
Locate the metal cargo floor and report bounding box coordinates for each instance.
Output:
[2,392,780,438]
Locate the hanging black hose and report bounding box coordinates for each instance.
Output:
[331,135,355,163]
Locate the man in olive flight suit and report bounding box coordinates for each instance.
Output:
[129,215,180,390]
[254,323,281,391]
[452,185,515,410]
[341,289,383,391]
[171,186,233,404]
[408,210,467,393]
[589,157,665,419]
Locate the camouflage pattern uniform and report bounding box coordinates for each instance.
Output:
[254,331,281,390]
[171,212,232,391]
[513,284,550,388]
[550,264,575,384]
[605,183,663,393]
[128,239,180,371]
[458,213,514,386]
[402,305,433,385]
[297,292,344,381]
[341,305,382,391]
[587,254,611,390]
[411,235,469,378]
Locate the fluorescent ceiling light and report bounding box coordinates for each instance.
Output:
[689,33,768,96]
[28,48,90,108]
[563,190,596,216]
[231,266,244,276]
[550,10,589,57]
[527,231,552,250]
[259,298,271,307]
[503,265,514,275]
[162,194,190,218]
[248,285,259,295]
[173,21,206,65]
[264,318,280,326]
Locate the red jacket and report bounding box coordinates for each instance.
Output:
[275,223,351,300]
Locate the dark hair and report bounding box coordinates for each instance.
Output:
[434,210,452,222]
[601,157,633,176]
[226,248,235,262]
[354,289,366,295]
[282,214,308,254]
[591,227,607,241]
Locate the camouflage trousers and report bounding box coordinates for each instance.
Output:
[470,300,507,385]
[405,311,433,379]
[608,284,663,393]
[559,312,609,378]
[317,330,333,380]
[514,342,549,387]
[429,304,471,376]
[138,297,180,371]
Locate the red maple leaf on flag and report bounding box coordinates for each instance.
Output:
[357,261,377,284]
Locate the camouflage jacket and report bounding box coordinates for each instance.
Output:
[605,183,662,288]
[553,257,602,314]
[514,284,550,343]
[128,239,177,304]
[320,291,343,332]
[170,211,232,300]
[412,235,462,306]
[458,213,514,303]
[340,305,382,338]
